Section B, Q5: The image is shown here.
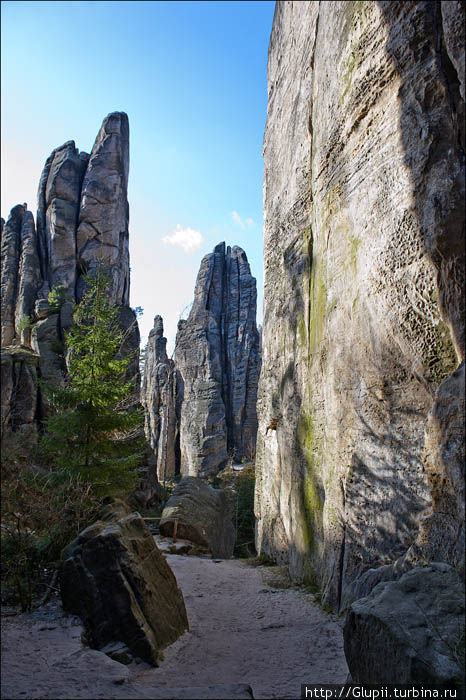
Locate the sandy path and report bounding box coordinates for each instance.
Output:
[1,553,348,699]
[134,555,348,699]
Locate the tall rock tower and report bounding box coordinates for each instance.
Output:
[1,112,139,437]
[142,243,261,479]
[176,242,261,477]
[142,316,177,481]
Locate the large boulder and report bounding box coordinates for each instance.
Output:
[159,476,236,558]
[59,499,189,666]
[344,564,465,686]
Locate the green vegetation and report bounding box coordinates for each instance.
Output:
[309,260,327,356]
[2,267,145,610]
[296,410,324,555]
[47,283,66,311]
[212,463,256,558]
[233,465,256,557]
[50,339,64,355]
[41,265,144,496]
[17,315,33,333]
[1,429,99,611]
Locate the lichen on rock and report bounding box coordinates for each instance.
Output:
[255,0,464,612]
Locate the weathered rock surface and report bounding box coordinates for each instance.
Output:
[256,0,464,611]
[142,316,177,480]
[0,112,139,436]
[15,211,41,345]
[38,140,89,297]
[175,243,260,477]
[59,499,189,666]
[159,476,236,558]
[1,347,40,435]
[406,360,465,573]
[1,205,25,346]
[344,564,465,686]
[77,112,130,305]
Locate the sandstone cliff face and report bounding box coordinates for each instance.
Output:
[141,316,177,481]
[0,112,139,436]
[175,243,261,477]
[256,1,465,610]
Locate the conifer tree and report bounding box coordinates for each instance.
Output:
[41,265,143,496]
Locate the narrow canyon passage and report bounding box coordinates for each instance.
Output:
[1,552,348,700]
[132,553,348,699]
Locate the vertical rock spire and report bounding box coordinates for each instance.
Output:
[1,112,139,438]
[1,205,25,346]
[175,242,260,477]
[76,112,130,305]
[142,316,177,481]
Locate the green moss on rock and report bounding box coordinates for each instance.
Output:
[296,411,324,556]
[309,260,327,356]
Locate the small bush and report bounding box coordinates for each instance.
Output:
[1,460,99,611]
[47,284,65,312]
[233,465,256,557]
[17,315,33,333]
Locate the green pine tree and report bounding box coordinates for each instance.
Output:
[41,265,144,496]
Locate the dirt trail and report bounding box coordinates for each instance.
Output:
[1,553,348,700]
[135,554,348,698]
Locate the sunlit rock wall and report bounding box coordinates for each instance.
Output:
[255,0,465,610]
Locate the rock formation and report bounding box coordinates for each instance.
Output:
[255,0,465,612]
[141,316,177,481]
[344,564,465,686]
[175,242,261,477]
[142,243,260,479]
[159,476,236,558]
[1,112,139,436]
[59,499,189,666]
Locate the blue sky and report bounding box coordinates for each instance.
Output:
[1,0,275,351]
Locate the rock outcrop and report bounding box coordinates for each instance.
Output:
[406,360,465,572]
[77,113,130,305]
[1,205,25,347]
[159,476,236,558]
[1,347,40,436]
[141,316,177,481]
[174,242,261,477]
[344,564,465,686]
[0,112,139,437]
[255,0,465,611]
[59,499,189,666]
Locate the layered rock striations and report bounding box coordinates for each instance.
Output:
[175,243,261,477]
[59,499,189,665]
[256,1,465,611]
[1,112,139,436]
[142,316,177,481]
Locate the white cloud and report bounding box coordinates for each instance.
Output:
[232,210,244,228]
[232,211,254,228]
[162,224,203,253]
